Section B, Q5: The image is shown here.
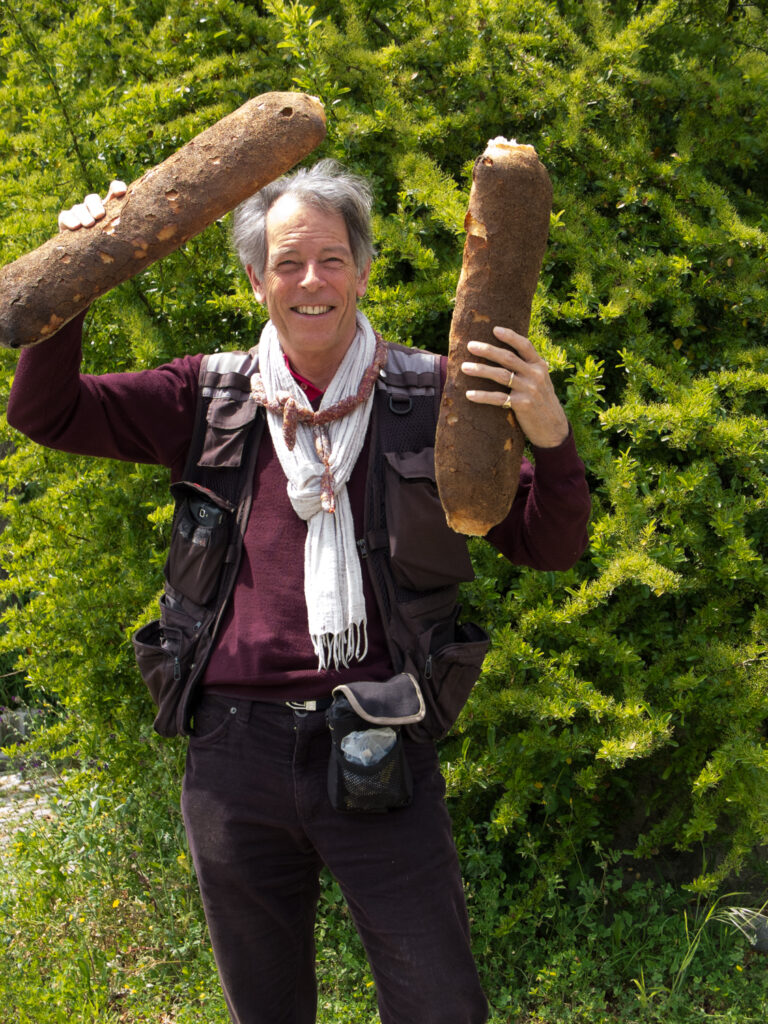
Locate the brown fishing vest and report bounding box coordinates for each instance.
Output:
[132,341,489,739]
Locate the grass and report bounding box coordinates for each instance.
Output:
[1,756,767,1024]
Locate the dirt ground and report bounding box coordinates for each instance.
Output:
[0,769,55,851]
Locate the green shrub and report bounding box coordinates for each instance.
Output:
[1,0,767,1016]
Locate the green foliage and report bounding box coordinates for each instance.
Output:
[1,0,768,1018]
[0,754,222,1022]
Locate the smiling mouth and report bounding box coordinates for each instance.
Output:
[294,305,333,315]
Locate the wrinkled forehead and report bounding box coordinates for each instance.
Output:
[265,194,352,256]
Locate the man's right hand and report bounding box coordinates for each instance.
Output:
[58,180,127,231]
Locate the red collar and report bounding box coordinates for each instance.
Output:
[284,355,324,403]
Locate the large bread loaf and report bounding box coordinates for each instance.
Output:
[0,92,326,349]
[435,138,552,535]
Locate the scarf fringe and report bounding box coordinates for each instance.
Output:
[313,621,369,671]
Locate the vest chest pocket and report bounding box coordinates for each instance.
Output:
[383,448,475,591]
[198,396,259,468]
[165,482,235,605]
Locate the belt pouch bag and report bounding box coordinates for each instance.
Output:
[165,482,235,605]
[326,673,425,813]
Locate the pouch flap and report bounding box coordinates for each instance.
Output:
[383,447,435,480]
[332,673,425,726]
[206,397,259,430]
[169,480,236,512]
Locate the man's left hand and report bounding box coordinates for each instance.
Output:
[461,326,569,449]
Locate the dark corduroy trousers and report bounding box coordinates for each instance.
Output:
[181,694,489,1024]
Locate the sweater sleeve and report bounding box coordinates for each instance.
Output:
[6,311,203,478]
[484,427,591,571]
[434,354,590,571]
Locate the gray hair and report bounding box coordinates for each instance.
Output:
[232,158,376,279]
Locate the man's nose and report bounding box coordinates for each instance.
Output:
[299,261,324,289]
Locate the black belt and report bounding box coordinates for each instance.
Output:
[199,692,333,716]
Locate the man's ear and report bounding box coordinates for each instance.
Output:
[356,259,372,299]
[246,264,266,303]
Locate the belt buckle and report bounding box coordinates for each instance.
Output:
[286,699,319,712]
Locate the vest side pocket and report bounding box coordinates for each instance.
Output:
[132,593,210,738]
[404,621,490,742]
[383,448,475,590]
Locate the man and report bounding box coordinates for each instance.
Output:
[8,160,590,1024]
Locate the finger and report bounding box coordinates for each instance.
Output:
[58,207,82,231]
[465,388,511,408]
[105,179,127,203]
[492,325,540,360]
[58,202,96,229]
[75,201,97,226]
[461,359,518,390]
[466,339,524,373]
[83,193,106,221]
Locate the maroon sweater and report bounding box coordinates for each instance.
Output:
[7,313,591,701]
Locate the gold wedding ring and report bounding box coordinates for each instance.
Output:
[502,370,516,408]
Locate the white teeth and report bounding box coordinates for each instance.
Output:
[295,305,331,315]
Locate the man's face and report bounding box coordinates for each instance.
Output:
[247,194,371,383]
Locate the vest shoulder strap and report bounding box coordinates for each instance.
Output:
[374,343,441,453]
[180,350,262,504]
[186,342,441,487]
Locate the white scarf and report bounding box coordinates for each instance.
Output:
[252,312,385,670]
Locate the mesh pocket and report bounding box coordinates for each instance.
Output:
[335,741,412,813]
[326,696,413,813]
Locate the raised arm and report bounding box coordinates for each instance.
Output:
[6,309,202,475]
[6,184,201,475]
[458,330,590,569]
